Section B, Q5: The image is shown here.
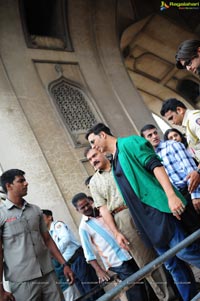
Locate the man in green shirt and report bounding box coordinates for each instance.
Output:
[85,122,200,301]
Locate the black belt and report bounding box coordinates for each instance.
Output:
[68,247,83,265]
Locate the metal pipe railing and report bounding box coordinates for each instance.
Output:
[191,292,200,301]
[95,229,200,301]
[74,274,118,301]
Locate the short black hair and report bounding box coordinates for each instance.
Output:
[85,123,113,140]
[175,39,200,69]
[42,209,53,217]
[140,124,157,137]
[0,169,25,193]
[160,98,186,116]
[71,192,88,208]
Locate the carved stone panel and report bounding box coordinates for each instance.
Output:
[49,77,97,147]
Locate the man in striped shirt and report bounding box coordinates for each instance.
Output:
[141,124,200,234]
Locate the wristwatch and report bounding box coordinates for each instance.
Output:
[196,168,200,175]
[62,261,70,268]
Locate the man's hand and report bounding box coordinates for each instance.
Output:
[168,194,185,220]
[89,260,111,283]
[115,231,130,251]
[192,198,200,214]
[96,268,111,283]
[63,265,74,285]
[0,290,15,301]
[186,170,200,193]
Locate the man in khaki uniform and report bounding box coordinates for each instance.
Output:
[0,169,74,301]
[85,146,178,301]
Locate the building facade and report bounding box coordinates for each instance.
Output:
[0,0,199,230]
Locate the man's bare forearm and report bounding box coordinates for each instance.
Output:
[153,166,176,197]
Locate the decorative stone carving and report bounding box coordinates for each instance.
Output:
[49,76,97,147]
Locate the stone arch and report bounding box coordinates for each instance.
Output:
[176,77,200,107]
[120,13,200,130]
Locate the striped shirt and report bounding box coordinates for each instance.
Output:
[156,140,200,199]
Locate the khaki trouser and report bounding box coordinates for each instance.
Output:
[9,271,63,301]
[114,208,177,301]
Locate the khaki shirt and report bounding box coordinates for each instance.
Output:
[182,109,200,162]
[0,199,53,282]
[89,169,125,211]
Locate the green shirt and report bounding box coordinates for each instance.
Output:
[116,135,186,213]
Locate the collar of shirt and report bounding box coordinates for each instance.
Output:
[155,140,167,152]
[182,109,191,127]
[82,215,89,222]
[5,198,28,210]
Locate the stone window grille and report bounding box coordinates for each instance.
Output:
[49,77,98,147]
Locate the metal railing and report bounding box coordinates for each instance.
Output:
[191,292,200,301]
[94,229,200,301]
[74,274,118,301]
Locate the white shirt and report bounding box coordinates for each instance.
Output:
[79,215,131,270]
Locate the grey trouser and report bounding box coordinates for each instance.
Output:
[9,271,63,301]
[114,208,177,301]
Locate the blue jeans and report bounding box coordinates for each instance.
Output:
[109,259,148,301]
[156,223,200,301]
[70,249,104,301]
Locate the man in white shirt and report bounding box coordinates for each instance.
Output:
[72,192,149,301]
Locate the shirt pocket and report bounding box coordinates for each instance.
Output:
[3,219,25,238]
[25,214,40,232]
